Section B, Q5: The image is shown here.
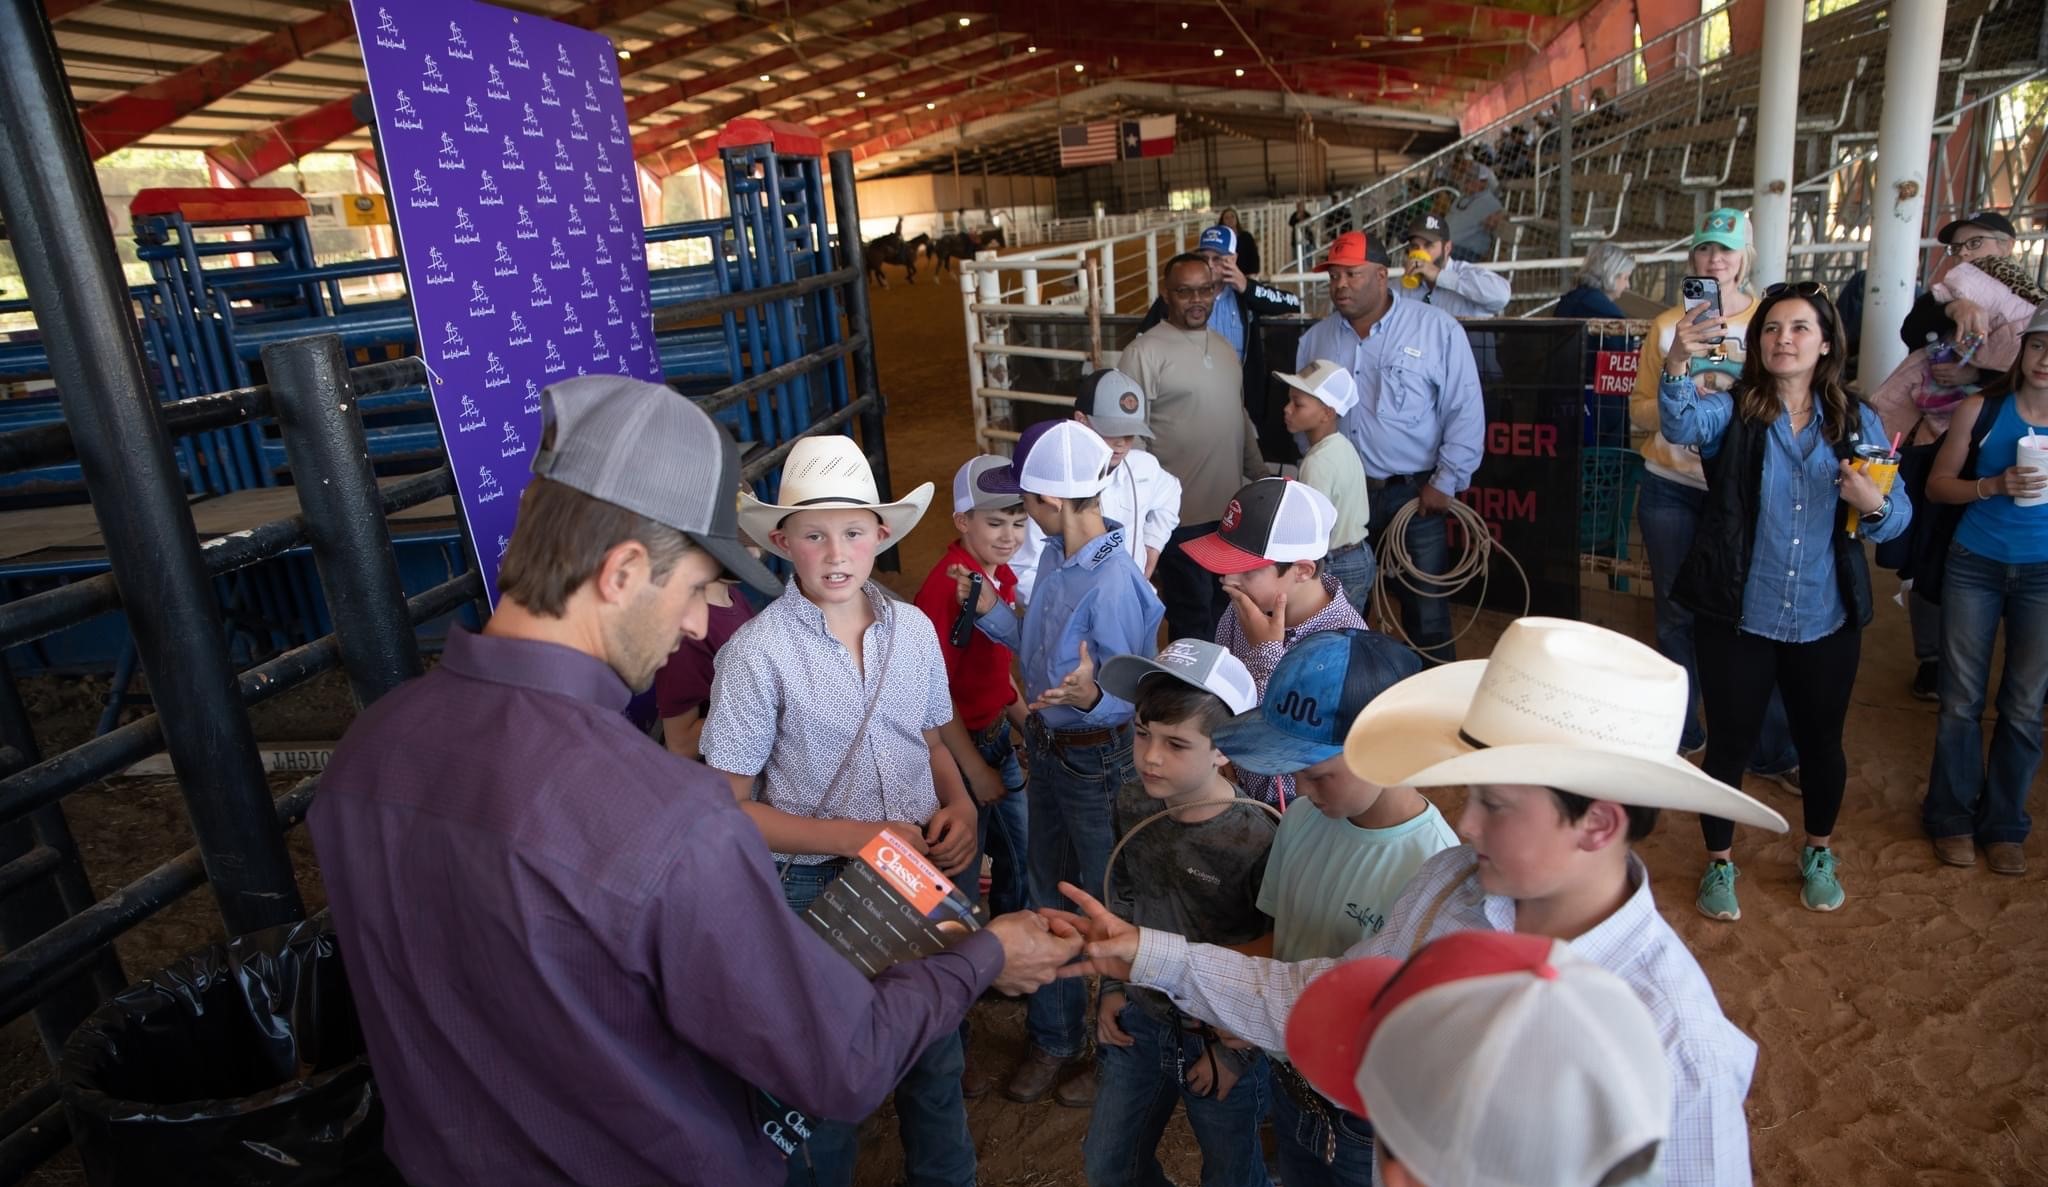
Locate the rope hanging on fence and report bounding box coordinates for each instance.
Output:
[1371,496,1533,662]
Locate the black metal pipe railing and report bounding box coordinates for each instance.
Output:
[0,0,301,935]
[0,1082,63,1185]
[0,569,482,1030]
[740,396,874,483]
[264,335,422,704]
[0,465,454,653]
[697,335,866,417]
[828,151,893,505]
[648,264,859,330]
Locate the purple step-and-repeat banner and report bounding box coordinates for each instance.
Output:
[354,0,662,605]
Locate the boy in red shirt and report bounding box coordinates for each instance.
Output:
[915,456,1033,924]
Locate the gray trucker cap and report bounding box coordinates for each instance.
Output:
[531,375,781,595]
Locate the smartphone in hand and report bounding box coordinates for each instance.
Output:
[1682,276,1725,345]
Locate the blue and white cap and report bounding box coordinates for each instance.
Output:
[1212,629,1424,775]
[1198,225,1239,256]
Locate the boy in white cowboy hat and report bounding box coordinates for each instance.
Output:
[1284,930,1671,1187]
[702,432,982,1187]
[1044,616,1785,1187]
[956,418,1166,1106]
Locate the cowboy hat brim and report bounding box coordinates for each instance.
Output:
[1345,661,1790,833]
[737,481,934,561]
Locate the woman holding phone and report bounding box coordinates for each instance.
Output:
[1628,208,1801,779]
[1921,305,2048,876]
[1659,281,1910,920]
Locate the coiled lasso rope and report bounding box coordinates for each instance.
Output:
[1370,495,1532,662]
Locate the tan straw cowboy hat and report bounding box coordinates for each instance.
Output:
[737,434,933,561]
[1344,617,1789,832]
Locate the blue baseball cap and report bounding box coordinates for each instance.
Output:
[1198,225,1238,256]
[1213,629,1424,775]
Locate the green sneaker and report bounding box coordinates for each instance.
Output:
[1799,846,1845,912]
[1696,860,1741,921]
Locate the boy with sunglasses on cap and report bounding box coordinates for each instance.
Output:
[1012,369,1183,605]
[1047,617,1785,1187]
[1284,930,1672,1187]
[1185,477,1366,808]
[1207,629,1457,1186]
[704,434,982,1187]
[1083,639,1276,1187]
[956,419,1165,1106]
[1278,362,1374,617]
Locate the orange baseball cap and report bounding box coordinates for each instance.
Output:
[1316,230,1391,270]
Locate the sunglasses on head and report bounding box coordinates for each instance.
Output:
[1764,280,1831,302]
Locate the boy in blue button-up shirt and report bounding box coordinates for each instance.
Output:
[958,419,1164,1105]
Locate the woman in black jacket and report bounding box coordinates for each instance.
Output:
[1657,282,1911,922]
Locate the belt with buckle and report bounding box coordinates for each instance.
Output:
[1027,715,1130,751]
[1272,1055,1365,1165]
[968,718,1012,751]
[1365,471,1429,492]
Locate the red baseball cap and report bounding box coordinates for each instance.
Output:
[1315,230,1392,270]
[1283,931,1561,1116]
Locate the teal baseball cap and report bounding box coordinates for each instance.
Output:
[1693,208,1749,251]
[1212,629,1424,775]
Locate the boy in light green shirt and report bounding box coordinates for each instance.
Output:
[1205,628,1456,1185]
[1280,360,1373,617]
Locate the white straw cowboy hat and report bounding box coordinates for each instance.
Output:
[738,434,933,561]
[1344,618,1788,832]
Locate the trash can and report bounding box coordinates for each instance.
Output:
[58,918,405,1187]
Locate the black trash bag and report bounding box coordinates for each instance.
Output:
[58,918,407,1187]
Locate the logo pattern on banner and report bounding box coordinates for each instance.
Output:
[355,0,661,605]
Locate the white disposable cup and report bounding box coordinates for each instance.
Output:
[2016,435,2048,508]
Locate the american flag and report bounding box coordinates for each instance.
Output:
[1059,121,1119,167]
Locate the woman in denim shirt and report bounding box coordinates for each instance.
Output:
[1921,307,2048,876]
[1658,283,1910,921]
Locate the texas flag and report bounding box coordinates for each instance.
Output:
[1120,114,1177,159]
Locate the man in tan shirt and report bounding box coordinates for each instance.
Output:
[1118,253,1267,640]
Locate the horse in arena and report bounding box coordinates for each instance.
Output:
[864,219,932,287]
[934,227,1007,275]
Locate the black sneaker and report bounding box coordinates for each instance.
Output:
[1911,660,1939,702]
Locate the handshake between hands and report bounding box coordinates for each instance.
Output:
[984,882,1143,995]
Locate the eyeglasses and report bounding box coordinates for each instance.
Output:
[1167,284,1219,300]
[1764,280,1831,302]
[1945,234,2009,256]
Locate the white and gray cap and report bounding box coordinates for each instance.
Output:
[1074,368,1155,440]
[531,375,781,595]
[1099,638,1259,715]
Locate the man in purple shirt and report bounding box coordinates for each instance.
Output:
[309,376,1083,1186]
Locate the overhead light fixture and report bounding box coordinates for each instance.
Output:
[856,89,867,97]
[759,74,771,81]
[1027,44,1038,52]
[1074,63,1085,72]
[926,101,936,109]
[1180,20,1189,29]
[617,48,632,60]
[1233,67,1244,77]
[1213,47,1224,57]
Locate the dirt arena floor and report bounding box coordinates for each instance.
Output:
[7,249,2046,1185]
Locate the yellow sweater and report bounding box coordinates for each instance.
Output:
[1628,302,1754,489]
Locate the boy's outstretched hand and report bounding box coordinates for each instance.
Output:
[1038,881,1139,980]
[1030,642,1100,712]
[986,910,1086,996]
[945,564,1000,615]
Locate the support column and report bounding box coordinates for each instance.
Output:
[1859,0,1948,384]
[0,0,303,935]
[1750,0,1805,288]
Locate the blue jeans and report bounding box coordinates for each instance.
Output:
[971,719,1030,916]
[779,864,977,1187]
[1366,481,1453,664]
[1083,1003,1270,1187]
[1924,544,2048,844]
[1325,543,1378,622]
[1269,1077,1377,1187]
[1025,719,1134,1058]
[1635,470,1799,770]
